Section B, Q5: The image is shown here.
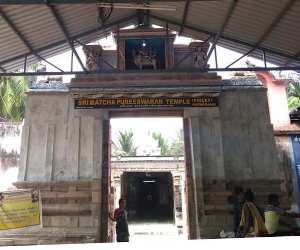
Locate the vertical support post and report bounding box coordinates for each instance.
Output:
[71,50,74,72]
[146,9,150,27]
[116,24,120,70]
[183,118,198,239]
[263,50,267,68]
[100,118,110,242]
[23,55,27,73]
[166,22,169,69]
[214,47,218,69]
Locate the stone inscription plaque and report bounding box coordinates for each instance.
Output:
[74,96,218,109]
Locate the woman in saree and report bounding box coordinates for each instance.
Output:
[238,189,267,237]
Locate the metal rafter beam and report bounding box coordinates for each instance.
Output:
[285,50,300,66]
[149,14,300,64]
[0,0,202,4]
[0,7,64,72]
[47,4,87,72]
[2,66,300,77]
[225,0,297,68]
[179,0,190,35]
[0,66,6,72]
[206,0,238,62]
[0,14,136,69]
[0,8,32,52]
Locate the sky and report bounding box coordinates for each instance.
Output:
[110,117,183,155]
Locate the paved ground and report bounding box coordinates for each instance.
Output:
[128,221,187,242]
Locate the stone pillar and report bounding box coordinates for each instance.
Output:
[184,107,226,238]
[180,172,188,238]
[114,176,121,208]
[183,118,198,239]
[99,118,110,242]
[173,174,183,234]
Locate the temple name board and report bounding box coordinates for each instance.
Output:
[74,96,218,109]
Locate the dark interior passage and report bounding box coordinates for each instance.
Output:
[122,172,174,221]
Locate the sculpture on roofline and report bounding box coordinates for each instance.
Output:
[133,44,157,70]
[83,45,103,71]
[189,42,210,71]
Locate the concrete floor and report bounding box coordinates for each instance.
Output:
[128,221,186,242]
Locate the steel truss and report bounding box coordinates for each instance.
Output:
[0,0,198,4]
[1,66,300,77]
[0,0,299,76]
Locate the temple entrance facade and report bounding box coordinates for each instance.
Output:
[16,79,284,241]
[111,155,187,237]
[15,27,287,242]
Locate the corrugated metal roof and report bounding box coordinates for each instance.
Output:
[224,0,290,44]
[0,0,299,72]
[262,0,300,56]
[186,1,231,34]
[2,5,65,52]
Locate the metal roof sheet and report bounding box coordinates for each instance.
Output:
[186,1,231,33]
[0,0,299,72]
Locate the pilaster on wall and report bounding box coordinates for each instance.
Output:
[274,136,295,207]
[65,117,80,179]
[188,116,204,238]
[99,118,110,243]
[19,93,108,182]
[68,106,108,181]
[173,174,185,235]
[44,124,55,180]
[183,118,198,239]
[18,125,30,181]
[18,92,109,242]
[184,108,226,239]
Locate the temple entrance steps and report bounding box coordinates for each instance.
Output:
[128,221,186,241]
[0,223,185,245]
[0,227,96,246]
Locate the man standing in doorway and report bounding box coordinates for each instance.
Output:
[109,198,130,242]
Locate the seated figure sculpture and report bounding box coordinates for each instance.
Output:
[189,42,210,70]
[83,45,103,71]
[133,45,157,70]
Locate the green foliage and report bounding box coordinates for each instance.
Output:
[152,132,170,156]
[286,76,300,111]
[152,130,184,156]
[288,96,300,111]
[113,130,137,156]
[168,130,184,157]
[0,76,29,122]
